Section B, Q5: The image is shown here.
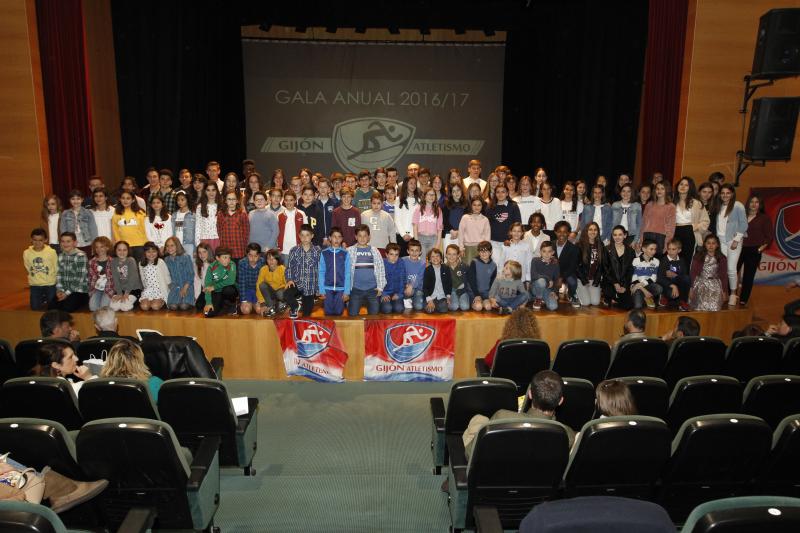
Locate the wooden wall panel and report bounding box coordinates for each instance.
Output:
[0,0,50,296]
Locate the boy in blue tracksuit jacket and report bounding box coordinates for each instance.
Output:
[318,227,351,315]
[381,242,406,313]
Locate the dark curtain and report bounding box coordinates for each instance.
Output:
[640,0,689,183]
[36,0,95,199]
[502,0,649,190]
[110,0,246,186]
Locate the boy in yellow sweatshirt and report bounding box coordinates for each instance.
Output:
[24,228,58,310]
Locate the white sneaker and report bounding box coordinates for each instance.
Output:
[728,294,738,307]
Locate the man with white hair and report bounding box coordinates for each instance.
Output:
[89,307,137,342]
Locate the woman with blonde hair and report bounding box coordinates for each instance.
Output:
[482,307,541,368]
[100,340,163,401]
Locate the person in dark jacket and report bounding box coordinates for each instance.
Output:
[657,239,691,310]
[318,227,350,316]
[422,248,452,313]
[467,241,498,311]
[553,221,580,308]
[602,225,635,309]
[485,185,521,264]
[381,243,406,313]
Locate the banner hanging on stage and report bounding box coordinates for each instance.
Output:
[751,187,800,286]
[364,320,455,382]
[275,319,348,382]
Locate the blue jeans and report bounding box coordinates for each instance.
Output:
[561,275,578,298]
[349,287,379,316]
[425,298,449,313]
[531,278,558,310]
[30,285,56,310]
[449,289,470,311]
[89,291,111,311]
[323,290,345,315]
[380,295,405,313]
[496,292,529,310]
[411,289,425,311]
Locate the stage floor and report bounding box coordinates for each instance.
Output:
[0,290,755,380]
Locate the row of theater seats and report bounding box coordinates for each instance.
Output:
[476,335,800,393]
[431,378,800,532]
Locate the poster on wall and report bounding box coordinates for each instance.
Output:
[752,187,800,285]
[242,39,504,177]
[275,319,348,382]
[364,320,455,381]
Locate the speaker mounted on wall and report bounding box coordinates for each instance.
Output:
[744,97,800,161]
[752,8,800,80]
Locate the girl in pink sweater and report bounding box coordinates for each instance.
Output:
[640,181,675,254]
[459,197,491,264]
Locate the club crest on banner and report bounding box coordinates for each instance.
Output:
[292,320,332,358]
[332,117,415,174]
[776,201,800,260]
[384,323,436,364]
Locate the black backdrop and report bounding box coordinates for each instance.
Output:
[111,0,647,189]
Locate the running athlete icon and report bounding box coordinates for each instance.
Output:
[348,121,404,160]
[401,325,431,347]
[300,323,329,344]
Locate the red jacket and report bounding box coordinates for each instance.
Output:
[277,209,305,252]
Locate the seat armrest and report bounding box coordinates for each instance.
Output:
[210,356,224,379]
[236,398,259,434]
[187,435,221,489]
[446,434,469,490]
[117,507,157,533]
[473,505,503,533]
[430,397,445,432]
[475,358,490,377]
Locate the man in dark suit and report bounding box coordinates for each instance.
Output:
[553,221,581,308]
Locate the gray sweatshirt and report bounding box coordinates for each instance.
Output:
[111,256,143,293]
[361,209,396,249]
[249,208,280,251]
[488,278,527,300]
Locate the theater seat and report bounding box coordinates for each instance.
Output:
[76,418,220,532]
[742,375,800,430]
[665,375,741,434]
[12,339,73,378]
[430,378,517,475]
[658,414,773,522]
[662,336,726,389]
[551,339,610,386]
[757,414,800,497]
[0,418,83,480]
[783,337,800,374]
[555,378,595,432]
[1,377,83,431]
[617,376,669,419]
[447,419,570,533]
[158,378,259,475]
[475,339,550,395]
[606,337,668,379]
[683,496,800,533]
[563,416,670,499]
[518,496,674,533]
[723,336,783,383]
[139,336,223,381]
[79,378,160,423]
[0,339,19,385]
[76,337,125,363]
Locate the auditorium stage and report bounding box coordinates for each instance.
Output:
[0,290,756,380]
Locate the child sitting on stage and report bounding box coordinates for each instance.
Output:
[163,236,194,311]
[381,243,406,314]
[237,243,265,315]
[402,239,426,312]
[138,241,170,312]
[255,248,287,317]
[530,241,560,311]
[553,221,581,308]
[203,246,238,317]
[423,248,451,313]
[467,240,497,311]
[346,224,386,316]
[630,239,662,309]
[318,227,350,316]
[285,224,321,319]
[657,238,691,311]
[445,244,470,311]
[488,260,529,314]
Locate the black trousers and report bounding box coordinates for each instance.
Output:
[642,232,666,255]
[674,225,695,265]
[50,292,89,312]
[205,285,239,317]
[737,246,761,304]
[602,281,633,309]
[284,286,315,316]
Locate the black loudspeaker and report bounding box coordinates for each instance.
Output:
[752,8,800,80]
[745,97,800,161]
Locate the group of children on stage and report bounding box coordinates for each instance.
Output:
[24,160,771,318]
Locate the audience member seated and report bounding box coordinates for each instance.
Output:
[483,307,541,368]
[615,309,646,346]
[100,339,163,401]
[732,323,766,339]
[766,299,800,344]
[88,307,137,342]
[462,370,575,458]
[595,379,638,417]
[661,315,700,345]
[31,342,95,394]
[0,456,107,513]
[38,310,80,344]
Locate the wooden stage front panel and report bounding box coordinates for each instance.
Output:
[0,299,754,380]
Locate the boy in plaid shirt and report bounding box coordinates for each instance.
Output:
[285,224,321,318]
[51,232,89,311]
[237,242,265,315]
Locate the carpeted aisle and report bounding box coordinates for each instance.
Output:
[218,380,453,532]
